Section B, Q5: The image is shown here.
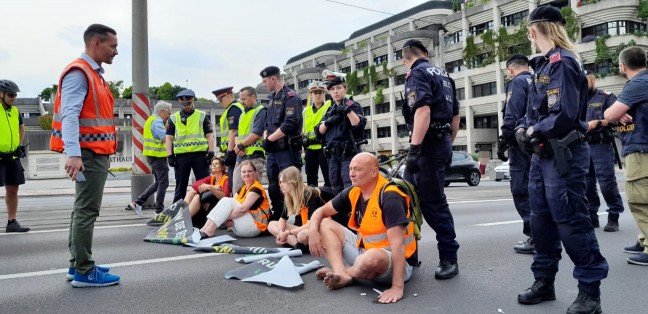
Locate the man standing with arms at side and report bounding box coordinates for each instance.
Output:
[213,86,243,192]
[0,79,29,233]
[584,71,624,232]
[604,46,648,266]
[500,54,534,254]
[260,66,303,221]
[126,101,172,216]
[402,40,460,280]
[50,24,120,287]
[233,86,267,193]
[166,89,214,203]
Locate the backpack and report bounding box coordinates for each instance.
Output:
[379,178,423,241]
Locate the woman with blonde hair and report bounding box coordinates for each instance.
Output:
[267,166,326,248]
[514,6,608,314]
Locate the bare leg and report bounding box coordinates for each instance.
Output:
[346,249,390,280]
[184,190,197,205]
[296,229,310,245]
[200,219,217,237]
[188,195,201,217]
[318,219,354,289]
[5,185,19,220]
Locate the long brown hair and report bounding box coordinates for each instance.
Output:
[280,166,321,216]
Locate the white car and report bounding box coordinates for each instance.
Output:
[494,161,510,181]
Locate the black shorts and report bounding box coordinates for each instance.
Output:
[0,158,26,187]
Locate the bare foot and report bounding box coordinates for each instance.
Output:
[315,267,332,280]
[323,272,353,290]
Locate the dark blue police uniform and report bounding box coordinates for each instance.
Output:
[502,71,534,242]
[404,57,460,271]
[317,98,366,194]
[521,47,608,298]
[584,89,624,225]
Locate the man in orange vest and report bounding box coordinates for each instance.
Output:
[308,152,417,304]
[50,24,120,287]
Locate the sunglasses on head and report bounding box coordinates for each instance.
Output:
[178,96,193,101]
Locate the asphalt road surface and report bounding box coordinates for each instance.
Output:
[1,178,645,313]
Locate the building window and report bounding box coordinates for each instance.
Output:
[286,84,295,90]
[373,54,388,65]
[377,126,391,138]
[456,88,465,100]
[298,79,316,89]
[362,106,371,116]
[356,60,369,70]
[363,129,372,140]
[501,10,528,27]
[375,103,390,114]
[397,124,409,138]
[472,82,497,98]
[475,143,493,159]
[315,63,325,68]
[469,21,493,36]
[473,115,498,129]
[375,78,389,88]
[340,66,351,74]
[584,61,610,76]
[393,49,403,61]
[445,60,464,73]
[582,20,647,40]
[356,84,366,94]
[395,74,406,86]
[444,31,464,46]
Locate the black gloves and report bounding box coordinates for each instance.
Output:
[405,144,421,174]
[324,114,342,128]
[497,135,510,162]
[335,104,351,115]
[167,155,177,167]
[206,151,215,165]
[262,139,275,153]
[515,129,533,152]
[16,145,26,158]
[224,150,236,166]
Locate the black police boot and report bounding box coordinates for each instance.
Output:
[435,259,459,280]
[590,214,600,228]
[6,220,30,233]
[514,237,535,254]
[603,213,619,232]
[517,278,556,304]
[566,290,602,314]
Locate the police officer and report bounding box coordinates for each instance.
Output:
[260,66,303,221]
[402,39,460,280]
[0,79,29,233]
[166,89,214,203]
[604,46,648,266]
[515,7,608,313]
[233,86,267,193]
[316,75,366,195]
[583,71,624,232]
[500,54,534,254]
[303,81,331,187]
[212,86,244,192]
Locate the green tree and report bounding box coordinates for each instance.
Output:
[346,71,358,95]
[38,84,58,101]
[595,35,610,64]
[156,82,176,100]
[108,80,124,99]
[122,86,132,99]
[452,0,460,12]
[639,0,648,19]
[463,36,479,69]
[38,114,53,130]
[560,7,580,42]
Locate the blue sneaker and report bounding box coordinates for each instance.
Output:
[627,253,648,266]
[71,266,120,287]
[66,265,110,281]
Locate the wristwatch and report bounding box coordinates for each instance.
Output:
[237,143,246,151]
[597,119,603,128]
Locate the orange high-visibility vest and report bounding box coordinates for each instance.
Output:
[347,175,417,258]
[299,204,309,226]
[235,180,270,232]
[210,174,228,188]
[50,58,116,155]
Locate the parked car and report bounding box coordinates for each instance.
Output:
[494,161,510,181]
[391,151,481,186]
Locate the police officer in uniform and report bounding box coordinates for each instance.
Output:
[260,66,303,221]
[212,86,244,192]
[583,71,624,232]
[303,81,330,187]
[515,7,608,313]
[316,75,366,195]
[166,89,214,203]
[401,40,460,280]
[604,46,648,266]
[0,79,29,233]
[233,86,267,193]
[500,54,534,254]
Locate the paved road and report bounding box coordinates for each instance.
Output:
[1,179,645,313]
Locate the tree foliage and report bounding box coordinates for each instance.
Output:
[560,7,580,42]
[452,0,460,12]
[639,0,648,19]
[122,86,132,99]
[38,84,58,101]
[38,114,53,130]
[346,71,359,96]
[108,80,124,99]
[463,36,479,69]
[595,35,610,64]
[374,86,384,105]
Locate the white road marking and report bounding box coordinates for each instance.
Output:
[476,212,609,226]
[0,252,225,281]
[449,199,512,204]
[0,223,148,236]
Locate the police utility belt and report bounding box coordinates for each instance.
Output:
[423,122,452,142]
[324,141,363,158]
[585,128,615,144]
[530,129,584,176]
[0,147,26,162]
[269,135,303,152]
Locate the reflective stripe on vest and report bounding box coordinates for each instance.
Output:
[50,59,117,155]
[143,115,166,157]
[237,105,266,156]
[170,110,208,154]
[219,102,244,152]
[347,175,417,258]
[235,180,271,232]
[303,100,330,150]
[0,105,20,154]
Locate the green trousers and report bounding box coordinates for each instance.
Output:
[68,149,109,274]
[625,152,648,254]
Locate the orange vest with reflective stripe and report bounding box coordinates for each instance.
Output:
[235,180,270,232]
[50,58,116,155]
[210,174,228,188]
[347,175,417,258]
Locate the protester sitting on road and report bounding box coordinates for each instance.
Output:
[184,157,230,227]
[199,160,270,238]
[308,152,418,304]
[267,166,324,249]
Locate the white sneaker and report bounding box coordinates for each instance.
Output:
[126,202,143,217]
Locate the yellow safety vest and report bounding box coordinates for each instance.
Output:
[303,101,330,150]
[143,115,167,157]
[170,110,208,154]
[219,101,244,152]
[237,104,266,156]
[0,104,20,154]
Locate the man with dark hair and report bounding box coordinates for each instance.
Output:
[212,86,244,192]
[583,71,624,231]
[401,39,460,280]
[604,46,648,266]
[233,86,266,193]
[500,54,534,253]
[50,23,120,287]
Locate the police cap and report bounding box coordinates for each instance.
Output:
[402,39,428,55]
[176,89,195,98]
[528,5,566,25]
[506,54,529,67]
[212,86,233,97]
[584,70,595,77]
[307,81,326,91]
[260,66,280,78]
[326,76,345,90]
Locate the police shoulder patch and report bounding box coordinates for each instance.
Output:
[547,88,559,107]
[228,116,235,124]
[407,91,416,107]
[549,52,561,64]
[287,91,295,97]
[285,107,295,116]
[346,100,353,107]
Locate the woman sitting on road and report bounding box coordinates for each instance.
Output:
[267,166,325,249]
[184,157,231,227]
[199,160,270,238]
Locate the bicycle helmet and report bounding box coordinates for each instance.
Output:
[0,79,20,93]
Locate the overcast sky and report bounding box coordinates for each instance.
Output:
[3,0,435,99]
